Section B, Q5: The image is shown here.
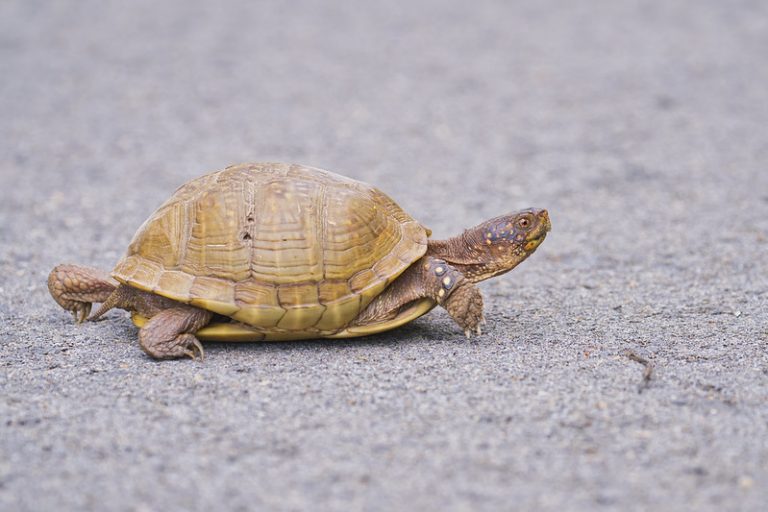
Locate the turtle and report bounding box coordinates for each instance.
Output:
[48,162,550,360]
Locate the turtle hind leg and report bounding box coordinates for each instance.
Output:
[48,264,118,323]
[138,305,212,360]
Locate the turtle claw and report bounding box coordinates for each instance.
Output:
[184,338,205,361]
[72,302,92,324]
[462,326,482,338]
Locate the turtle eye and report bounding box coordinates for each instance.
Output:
[517,217,531,229]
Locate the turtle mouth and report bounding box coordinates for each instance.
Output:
[523,233,546,252]
[523,222,552,252]
[523,210,551,251]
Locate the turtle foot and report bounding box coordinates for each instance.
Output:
[48,264,117,322]
[137,306,212,361]
[140,332,205,361]
[445,282,485,339]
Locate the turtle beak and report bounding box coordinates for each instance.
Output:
[539,209,552,233]
[522,209,550,252]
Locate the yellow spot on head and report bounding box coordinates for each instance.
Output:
[442,276,451,286]
[438,289,445,298]
[524,239,543,251]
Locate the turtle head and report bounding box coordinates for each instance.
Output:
[459,208,551,282]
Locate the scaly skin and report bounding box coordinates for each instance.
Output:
[352,255,485,336]
[137,305,211,360]
[48,265,211,360]
[48,265,118,323]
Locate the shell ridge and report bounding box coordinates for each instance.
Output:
[317,182,328,282]
[245,174,258,281]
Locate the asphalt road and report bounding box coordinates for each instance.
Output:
[2,1,767,511]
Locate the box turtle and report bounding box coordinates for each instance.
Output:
[48,163,550,360]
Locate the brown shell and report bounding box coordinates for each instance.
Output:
[112,163,428,336]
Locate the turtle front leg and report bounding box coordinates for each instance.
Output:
[48,264,118,323]
[138,305,212,360]
[354,256,485,337]
[443,278,484,337]
[422,257,485,337]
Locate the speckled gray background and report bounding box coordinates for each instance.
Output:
[1,1,767,511]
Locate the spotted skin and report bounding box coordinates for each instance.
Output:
[351,255,478,330]
[357,208,550,333]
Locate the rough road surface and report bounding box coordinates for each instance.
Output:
[1,1,767,511]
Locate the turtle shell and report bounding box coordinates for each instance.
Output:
[112,163,429,338]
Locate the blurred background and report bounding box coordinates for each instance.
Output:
[4,0,766,243]
[1,1,767,511]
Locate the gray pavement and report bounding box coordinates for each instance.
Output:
[1,1,767,510]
